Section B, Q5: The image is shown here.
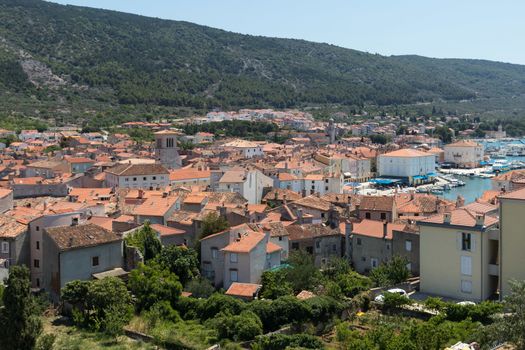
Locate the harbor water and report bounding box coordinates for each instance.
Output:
[439,176,493,204]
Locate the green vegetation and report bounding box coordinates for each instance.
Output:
[183,120,278,140]
[200,211,229,239]
[124,222,162,261]
[369,255,411,287]
[154,245,200,286]
[61,277,134,335]
[0,265,44,350]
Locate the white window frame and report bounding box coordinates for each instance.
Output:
[230,253,238,263]
[1,241,9,254]
[405,240,412,252]
[461,280,472,293]
[461,255,472,276]
[211,248,218,259]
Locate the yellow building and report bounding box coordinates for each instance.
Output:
[499,188,525,299]
[418,208,499,302]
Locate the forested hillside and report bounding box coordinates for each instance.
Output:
[1,0,525,119]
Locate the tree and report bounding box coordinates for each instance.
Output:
[285,250,323,293]
[185,277,215,298]
[125,221,162,261]
[201,212,229,238]
[128,263,182,311]
[208,310,263,341]
[369,256,411,287]
[260,270,293,299]
[0,266,43,350]
[155,245,200,285]
[487,280,525,349]
[62,277,133,335]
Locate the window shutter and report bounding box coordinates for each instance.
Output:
[457,232,462,250]
[471,234,476,252]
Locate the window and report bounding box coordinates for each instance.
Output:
[211,248,218,259]
[325,179,329,183]
[292,242,299,250]
[230,253,238,263]
[361,256,366,262]
[405,240,412,252]
[36,241,40,250]
[386,243,391,250]
[230,269,238,282]
[143,177,147,181]
[321,213,325,218]
[92,256,99,267]
[325,186,329,191]
[356,238,362,246]
[72,217,79,226]
[332,244,337,252]
[153,176,156,180]
[36,226,40,231]
[365,212,371,219]
[461,280,472,293]
[36,278,40,287]
[1,242,8,254]
[371,258,379,268]
[278,236,283,241]
[133,177,137,181]
[125,177,129,182]
[315,241,320,249]
[461,256,472,276]
[406,262,412,272]
[462,233,472,251]
[380,213,386,220]
[33,259,40,268]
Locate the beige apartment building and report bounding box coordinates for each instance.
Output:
[418,208,499,302]
[499,188,525,298]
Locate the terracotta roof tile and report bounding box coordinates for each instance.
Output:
[46,224,121,251]
[225,282,261,298]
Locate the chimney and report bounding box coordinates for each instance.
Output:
[344,220,353,260]
[283,194,287,205]
[301,189,307,197]
[382,220,388,238]
[475,213,485,227]
[456,195,465,208]
[162,192,168,198]
[409,188,415,200]
[219,203,227,217]
[296,207,303,224]
[444,212,451,224]
[138,189,144,199]
[274,191,279,201]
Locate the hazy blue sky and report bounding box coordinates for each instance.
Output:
[49,0,525,64]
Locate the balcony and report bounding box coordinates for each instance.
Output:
[487,228,500,241]
[488,264,499,277]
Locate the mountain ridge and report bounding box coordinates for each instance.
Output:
[1,0,525,120]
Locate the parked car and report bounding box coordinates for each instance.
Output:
[374,288,409,303]
[456,301,476,306]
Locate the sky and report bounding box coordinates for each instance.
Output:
[49,0,525,65]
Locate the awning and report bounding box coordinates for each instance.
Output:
[369,178,401,185]
[92,268,129,280]
[413,175,427,180]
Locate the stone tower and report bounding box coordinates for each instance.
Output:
[154,130,182,169]
[327,118,336,144]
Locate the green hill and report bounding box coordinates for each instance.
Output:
[1,0,525,121]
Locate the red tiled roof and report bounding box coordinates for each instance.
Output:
[225,282,261,298]
[352,219,406,239]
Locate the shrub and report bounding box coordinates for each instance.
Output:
[335,271,372,298]
[198,293,245,320]
[369,256,410,287]
[305,296,343,325]
[128,263,182,311]
[380,292,412,311]
[444,301,502,324]
[260,270,293,299]
[249,296,311,332]
[253,333,324,350]
[143,301,181,327]
[185,277,215,299]
[174,296,204,320]
[208,311,263,341]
